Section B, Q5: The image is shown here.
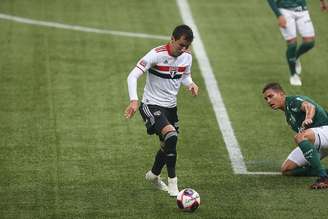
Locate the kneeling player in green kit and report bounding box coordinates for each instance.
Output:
[263,82,328,189]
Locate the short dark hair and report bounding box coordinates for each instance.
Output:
[262,82,285,94]
[172,24,194,42]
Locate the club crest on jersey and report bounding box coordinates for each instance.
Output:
[169,66,178,78]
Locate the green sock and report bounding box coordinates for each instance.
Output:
[296,41,315,59]
[288,165,328,176]
[289,165,320,176]
[286,43,297,75]
[298,140,327,177]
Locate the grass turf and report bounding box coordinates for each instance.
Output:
[1,0,328,218]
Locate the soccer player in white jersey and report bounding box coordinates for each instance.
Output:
[124,25,199,197]
[267,0,328,86]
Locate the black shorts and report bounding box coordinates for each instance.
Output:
[139,103,179,136]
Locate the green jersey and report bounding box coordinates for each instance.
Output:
[276,0,307,8]
[267,0,308,17]
[284,96,328,133]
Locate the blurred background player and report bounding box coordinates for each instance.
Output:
[263,82,328,189]
[267,0,328,86]
[124,24,199,197]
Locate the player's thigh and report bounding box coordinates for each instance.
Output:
[279,9,297,40]
[311,126,328,159]
[296,11,315,38]
[286,147,309,167]
[165,107,179,133]
[139,103,169,135]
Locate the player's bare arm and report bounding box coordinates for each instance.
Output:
[301,101,315,128]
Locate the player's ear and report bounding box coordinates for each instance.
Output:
[171,36,176,42]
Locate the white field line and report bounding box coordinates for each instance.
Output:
[0,13,169,40]
[244,172,281,175]
[176,0,279,175]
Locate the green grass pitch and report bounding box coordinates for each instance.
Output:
[1,0,328,218]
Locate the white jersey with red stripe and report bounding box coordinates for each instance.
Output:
[136,44,192,108]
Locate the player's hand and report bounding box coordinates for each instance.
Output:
[278,16,287,28]
[320,0,328,12]
[124,100,138,119]
[188,83,199,96]
[301,118,313,131]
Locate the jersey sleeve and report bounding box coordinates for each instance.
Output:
[185,54,192,75]
[181,55,193,86]
[289,96,304,113]
[127,67,144,101]
[184,61,192,75]
[136,49,157,72]
[267,0,282,17]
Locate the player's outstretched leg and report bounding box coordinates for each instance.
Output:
[151,146,166,177]
[163,130,179,197]
[145,170,168,191]
[287,165,322,176]
[284,165,328,177]
[295,40,315,75]
[286,42,302,86]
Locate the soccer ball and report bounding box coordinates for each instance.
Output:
[176,188,200,212]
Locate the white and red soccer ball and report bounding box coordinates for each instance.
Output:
[176,188,200,212]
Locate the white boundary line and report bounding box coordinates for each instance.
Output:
[176,0,280,175]
[0,13,169,40]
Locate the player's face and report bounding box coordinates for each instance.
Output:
[263,89,285,110]
[170,36,192,57]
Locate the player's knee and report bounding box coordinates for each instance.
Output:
[287,38,297,44]
[281,159,299,176]
[163,131,178,155]
[280,165,291,176]
[161,124,176,136]
[303,37,315,44]
[164,131,178,148]
[293,133,305,144]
